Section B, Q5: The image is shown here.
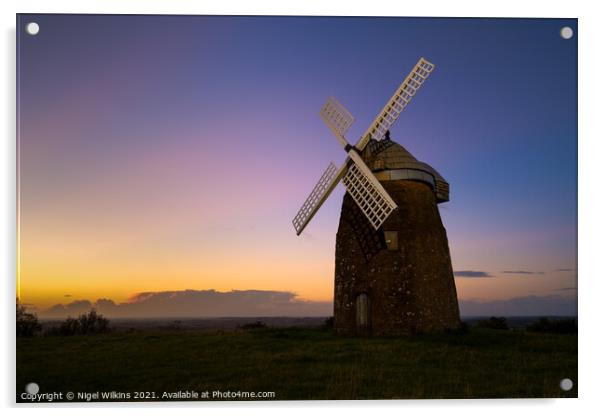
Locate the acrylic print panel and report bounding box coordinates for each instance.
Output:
[16,14,577,402]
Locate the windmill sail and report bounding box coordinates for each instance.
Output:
[292,162,348,235]
[320,96,355,147]
[356,57,435,151]
[293,58,435,235]
[342,160,397,230]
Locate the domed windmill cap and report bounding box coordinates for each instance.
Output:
[362,132,450,203]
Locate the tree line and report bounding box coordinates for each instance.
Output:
[17,300,111,337]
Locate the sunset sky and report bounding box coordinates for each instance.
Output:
[17,15,577,316]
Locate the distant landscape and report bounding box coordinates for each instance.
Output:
[36,315,577,332]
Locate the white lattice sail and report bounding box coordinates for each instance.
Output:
[357,57,435,150]
[292,162,343,235]
[320,96,355,140]
[342,162,397,230]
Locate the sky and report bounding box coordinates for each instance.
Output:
[17,15,577,317]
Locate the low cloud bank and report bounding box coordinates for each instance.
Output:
[42,289,332,319]
[454,270,491,278]
[555,287,577,292]
[40,290,577,319]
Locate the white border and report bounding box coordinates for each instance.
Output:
[2,1,601,415]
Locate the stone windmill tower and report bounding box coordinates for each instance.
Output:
[292,58,460,335]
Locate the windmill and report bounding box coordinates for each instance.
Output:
[292,57,460,335]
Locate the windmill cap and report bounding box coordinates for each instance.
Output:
[363,138,449,203]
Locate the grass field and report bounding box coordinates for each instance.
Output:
[16,326,577,401]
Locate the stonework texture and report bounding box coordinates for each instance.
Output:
[333,179,461,335]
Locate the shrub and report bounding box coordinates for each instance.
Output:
[16,300,41,337]
[477,316,509,330]
[239,321,267,330]
[78,309,110,334]
[446,320,470,335]
[323,317,334,329]
[526,318,577,334]
[46,309,111,336]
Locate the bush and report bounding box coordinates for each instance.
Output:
[446,320,470,335]
[526,318,577,334]
[477,316,509,330]
[323,317,334,329]
[239,321,267,330]
[16,300,41,337]
[46,309,111,336]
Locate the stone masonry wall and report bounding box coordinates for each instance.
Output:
[333,180,461,335]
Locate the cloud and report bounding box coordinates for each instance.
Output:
[454,270,492,278]
[45,300,93,317]
[554,287,577,292]
[459,295,576,317]
[64,294,72,297]
[39,290,577,320]
[41,290,332,319]
[554,268,574,272]
[454,270,547,278]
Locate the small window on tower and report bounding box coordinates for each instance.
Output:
[384,231,398,250]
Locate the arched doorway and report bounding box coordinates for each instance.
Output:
[356,293,370,331]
